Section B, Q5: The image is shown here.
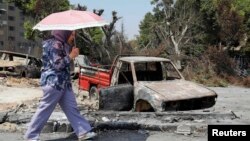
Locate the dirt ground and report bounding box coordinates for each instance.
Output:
[0,77,42,111]
[0,77,98,112]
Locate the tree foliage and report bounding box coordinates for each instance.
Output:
[138,12,158,48]
[9,0,70,17]
[136,0,250,84]
[138,0,204,68]
[9,0,70,40]
[138,0,250,55]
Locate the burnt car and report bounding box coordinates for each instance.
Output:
[99,56,217,112]
[0,51,42,78]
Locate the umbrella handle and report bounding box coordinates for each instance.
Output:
[74,36,77,48]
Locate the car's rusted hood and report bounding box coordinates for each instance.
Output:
[139,80,217,101]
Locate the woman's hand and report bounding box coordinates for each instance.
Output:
[69,47,79,60]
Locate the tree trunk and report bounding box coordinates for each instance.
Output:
[171,33,182,69]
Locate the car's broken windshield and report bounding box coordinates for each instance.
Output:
[134,61,181,81]
[162,62,181,80]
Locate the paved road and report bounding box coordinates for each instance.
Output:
[0,130,207,141]
[211,86,250,122]
[0,86,249,141]
[0,130,149,141]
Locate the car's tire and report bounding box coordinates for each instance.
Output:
[71,72,79,80]
[89,86,99,100]
[89,86,99,110]
[26,71,35,78]
[21,71,26,77]
[135,100,154,112]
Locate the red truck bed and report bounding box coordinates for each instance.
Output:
[78,65,111,91]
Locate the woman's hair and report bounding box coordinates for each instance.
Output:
[51,30,73,43]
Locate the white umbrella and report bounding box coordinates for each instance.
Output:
[33,10,109,31]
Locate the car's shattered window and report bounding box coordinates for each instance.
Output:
[135,62,163,81]
[118,62,133,84]
[162,62,181,80]
[134,61,181,81]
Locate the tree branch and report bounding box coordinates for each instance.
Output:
[177,24,188,45]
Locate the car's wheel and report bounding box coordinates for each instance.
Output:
[135,100,154,112]
[26,71,35,78]
[21,71,26,77]
[71,72,79,80]
[89,86,99,110]
[89,86,99,100]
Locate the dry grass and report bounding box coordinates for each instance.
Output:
[182,47,249,87]
[138,44,166,57]
[3,77,40,88]
[242,77,250,87]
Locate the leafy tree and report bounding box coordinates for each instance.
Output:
[199,0,220,45]
[233,0,250,52]
[200,0,249,50]
[139,0,250,61]
[10,0,70,17]
[138,0,204,68]
[9,0,70,40]
[138,12,159,48]
[8,0,36,15]
[215,0,244,47]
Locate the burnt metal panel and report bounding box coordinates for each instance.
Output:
[133,80,217,112]
[99,84,134,111]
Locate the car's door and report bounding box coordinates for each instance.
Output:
[99,61,135,111]
[99,84,134,111]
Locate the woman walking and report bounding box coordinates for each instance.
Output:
[24,30,96,141]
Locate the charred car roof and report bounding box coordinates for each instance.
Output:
[119,56,171,63]
[0,50,38,59]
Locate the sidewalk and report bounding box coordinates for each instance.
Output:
[0,85,42,111]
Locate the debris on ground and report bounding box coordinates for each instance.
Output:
[0,77,40,88]
[175,124,192,135]
[0,103,19,112]
[0,122,18,132]
[102,117,110,122]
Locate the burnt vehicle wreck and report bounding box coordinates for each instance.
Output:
[98,56,217,112]
[0,50,42,78]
